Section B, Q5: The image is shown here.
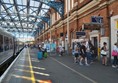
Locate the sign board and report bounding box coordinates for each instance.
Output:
[83,23,101,30]
[76,31,86,36]
[91,16,103,23]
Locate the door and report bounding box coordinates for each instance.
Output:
[92,37,98,56]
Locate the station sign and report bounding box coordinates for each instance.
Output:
[91,16,103,23]
[83,23,101,30]
[76,31,86,36]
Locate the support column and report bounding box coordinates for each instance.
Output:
[67,0,70,54]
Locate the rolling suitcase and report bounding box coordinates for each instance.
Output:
[37,52,43,59]
[43,52,48,58]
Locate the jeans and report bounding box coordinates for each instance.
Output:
[86,52,92,63]
[112,56,118,66]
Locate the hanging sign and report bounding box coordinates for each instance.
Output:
[83,23,101,30]
[76,31,86,36]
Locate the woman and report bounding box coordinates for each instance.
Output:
[101,42,108,66]
[74,43,79,63]
[112,43,118,68]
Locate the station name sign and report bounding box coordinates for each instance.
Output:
[83,23,102,30]
[76,31,86,36]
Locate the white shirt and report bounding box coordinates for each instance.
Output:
[113,45,118,52]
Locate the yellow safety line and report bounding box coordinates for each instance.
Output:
[27,48,36,83]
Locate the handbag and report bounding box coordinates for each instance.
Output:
[112,50,118,56]
[101,50,107,55]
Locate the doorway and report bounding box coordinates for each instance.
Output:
[91,37,98,57]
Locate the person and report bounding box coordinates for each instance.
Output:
[59,44,64,56]
[79,41,89,66]
[73,42,80,63]
[112,43,118,68]
[38,47,42,52]
[101,42,108,66]
[86,40,92,64]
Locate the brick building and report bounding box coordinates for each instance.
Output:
[36,0,118,59]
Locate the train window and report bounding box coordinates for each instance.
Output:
[9,38,13,49]
[0,34,3,52]
[4,36,9,51]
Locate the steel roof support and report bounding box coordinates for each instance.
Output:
[27,0,30,28]
[0,0,19,32]
[34,0,64,18]
[13,0,24,31]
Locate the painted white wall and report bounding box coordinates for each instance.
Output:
[89,30,99,47]
[111,15,118,59]
[100,37,109,57]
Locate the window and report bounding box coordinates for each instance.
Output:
[52,13,55,24]
[79,0,84,3]
[9,38,13,49]
[66,0,71,12]
[4,36,9,51]
[71,0,74,9]
[0,34,3,52]
[57,12,60,20]
[65,0,67,13]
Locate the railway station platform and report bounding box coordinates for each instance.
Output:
[0,48,52,83]
[1,48,118,83]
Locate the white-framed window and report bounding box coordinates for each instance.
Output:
[57,12,60,20]
[79,0,84,3]
[65,0,67,13]
[65,0,71,13]
[45,23,47,29]
[71,0,74,9]
[52,13,55,24]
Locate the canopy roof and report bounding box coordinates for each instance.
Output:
[0,0,64,37]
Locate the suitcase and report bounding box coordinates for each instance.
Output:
[37,52,43,59]
[43,52,48,58]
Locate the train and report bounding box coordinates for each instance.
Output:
[0,28,24,75]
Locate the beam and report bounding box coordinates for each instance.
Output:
[13,0,24,31]
[0,0,20,32]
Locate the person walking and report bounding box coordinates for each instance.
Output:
[112,43,118,68]
[79,41,89,66]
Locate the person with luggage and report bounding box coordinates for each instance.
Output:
[37,47,43,60]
